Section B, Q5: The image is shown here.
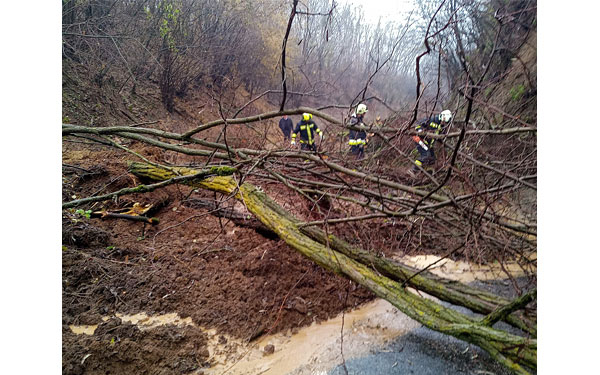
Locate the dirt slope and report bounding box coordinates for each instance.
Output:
[62,90,374,373]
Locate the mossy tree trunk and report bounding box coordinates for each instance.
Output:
[300,225,536,336]
[128,162,536,375]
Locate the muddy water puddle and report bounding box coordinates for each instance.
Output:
[69,256,534,375]
[68,312,194,336]
[397,254,535,283]
[204,298,420,375]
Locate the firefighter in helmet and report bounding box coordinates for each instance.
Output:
[408,109,453,177]
[348,103,368,159]
[291,113,324,151]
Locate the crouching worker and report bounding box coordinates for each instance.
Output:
[291,113,323,152]
[408,109,452,177]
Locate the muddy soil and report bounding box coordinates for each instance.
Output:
[62,139,378,374]
[63,318,209,375]
[62,136,536,374]
[62,93,535,374]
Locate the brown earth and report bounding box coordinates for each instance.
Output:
[62,129,380,374]
[62,83,525,374]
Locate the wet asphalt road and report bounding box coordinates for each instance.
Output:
[328,325,513,375]
[329,279,534,375]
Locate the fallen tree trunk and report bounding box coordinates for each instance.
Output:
[128,162,536,374]
[63,122,536,236]
[300,225,536,336]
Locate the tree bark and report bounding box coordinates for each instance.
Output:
[300,225,536,336]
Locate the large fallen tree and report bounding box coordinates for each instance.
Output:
[62,103,537,373]
[126,161,536,375]
[62,1,537,373]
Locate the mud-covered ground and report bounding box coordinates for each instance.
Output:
[62,134,538,374]
[62,141,380,374]
[62,106,535,374]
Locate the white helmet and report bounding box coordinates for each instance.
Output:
[356,103,368,115]
[440,110,452,122]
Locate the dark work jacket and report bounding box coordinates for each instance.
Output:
[348,114,367,145]
[292,120,322,145]
[415,115,444,147]
[279,117,293,134]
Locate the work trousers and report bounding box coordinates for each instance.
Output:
[301,142,317,152]
[412,144,436,171]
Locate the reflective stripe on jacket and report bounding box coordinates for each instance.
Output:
[292,120,322,145]
[348,114,367,146]
[415,116,443,147]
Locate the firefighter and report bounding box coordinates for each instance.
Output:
[291,113,323,152]
[348,103,368,159]
[408,109,453,177]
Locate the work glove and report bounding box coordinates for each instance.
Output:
[320,134,324,141]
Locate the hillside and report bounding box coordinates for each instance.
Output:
[62,70,377,375]
[62,74,536,375]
